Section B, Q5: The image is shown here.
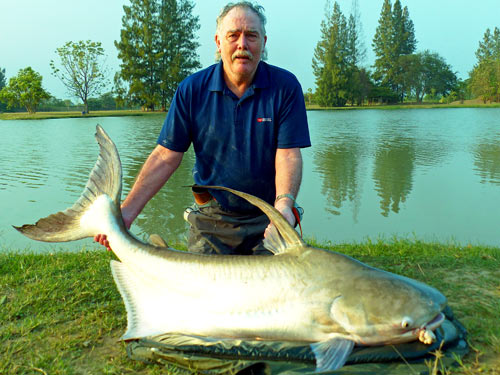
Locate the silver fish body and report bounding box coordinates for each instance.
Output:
[15,125,447,371]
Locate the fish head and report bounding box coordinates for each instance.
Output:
[327,267,447,346]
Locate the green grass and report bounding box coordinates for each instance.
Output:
[0,110,163,120]
[1,240,499,374]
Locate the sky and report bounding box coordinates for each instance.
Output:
[1,0,498,101]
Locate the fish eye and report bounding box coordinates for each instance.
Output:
[401,317,413,328]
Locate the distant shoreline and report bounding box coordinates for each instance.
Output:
[0,110,165,121]
[306,100,500,111]
[1,101,499,120]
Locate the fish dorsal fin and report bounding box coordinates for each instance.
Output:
[198,185,306,251]
[310,337,354,372]
[262,224,288,255]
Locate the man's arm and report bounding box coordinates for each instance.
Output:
[272,147,303,227]
[95,145,183,249]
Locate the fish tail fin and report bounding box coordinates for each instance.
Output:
[14,125,122,242]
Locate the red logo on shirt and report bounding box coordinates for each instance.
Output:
[257,117,272,123]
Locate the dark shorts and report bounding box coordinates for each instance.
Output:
[184,199,272,256]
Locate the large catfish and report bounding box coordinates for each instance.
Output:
[15,125,447,372]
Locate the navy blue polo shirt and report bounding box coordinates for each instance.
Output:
[158,61,311,213]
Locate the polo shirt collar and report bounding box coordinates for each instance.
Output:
[208,60,270,92]
[252,61,270,89]
[207,61,225,92]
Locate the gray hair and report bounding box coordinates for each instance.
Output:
[215,1,268,61]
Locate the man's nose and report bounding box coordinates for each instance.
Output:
[237,34,248,49]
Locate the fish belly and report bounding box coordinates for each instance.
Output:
[110,245,327,342]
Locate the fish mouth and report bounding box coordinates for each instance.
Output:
[412,312,446,345]
[423,312,445,331]
[366,312,447,346]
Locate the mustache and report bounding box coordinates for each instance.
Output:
[231,50,254,61]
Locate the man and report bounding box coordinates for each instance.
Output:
[95,1,310,255]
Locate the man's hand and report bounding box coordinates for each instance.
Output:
[94,206,134,251]
[264,196,296,238]
[94,233,112,251]
[274,197,296,226]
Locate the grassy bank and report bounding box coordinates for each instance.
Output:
[1,240,499,374]
[1,102,499,120]
[0,110,163,120]
[306,101,500,110]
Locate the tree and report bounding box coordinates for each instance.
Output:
[349,67,374,105]
[390,1,416,100]
[470,61,500,103]
[0,67,5,90]
[116,0,159,110]
[392,1,416,56]
[397,51,457,102]
[345,6,370,106]
[372,0,416,100]
[39,96,69,111]
[157,0,201,110]
[0,67,50,113]
[470,27,500,102]
[115,0,200,111]
[347,0,366,67]
[0,67,6,112]
[475,27,500,62]
[304,88,315,106]
[401,6,417,54]
[50,40,109,114]
[454,78,471,103]
[420,51,456,101]
[372,0,394,85]
[313,1,352,107]
[395,53,422,100]
[87,92,117,111]
[113,72,130,109]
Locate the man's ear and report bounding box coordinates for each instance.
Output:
[215,34,221,52]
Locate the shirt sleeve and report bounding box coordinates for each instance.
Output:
[276,78,311,149]
[157,85,192,152]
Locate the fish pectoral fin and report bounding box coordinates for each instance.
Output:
[310,337,354,372]
[149,233,168,248]
[196,185,306,250]
[263,225,288,255]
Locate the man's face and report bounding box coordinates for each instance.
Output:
[215,7,267,84]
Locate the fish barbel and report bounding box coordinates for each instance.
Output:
[15,125,447,372]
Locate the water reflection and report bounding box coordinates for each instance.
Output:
[129,150,196,244]
[473,142,500,185]
[314,138,362,219]
[373,139,415,217]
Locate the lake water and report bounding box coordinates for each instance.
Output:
[1,108,499,252]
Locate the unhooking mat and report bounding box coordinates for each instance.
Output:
[126,306,468,375]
